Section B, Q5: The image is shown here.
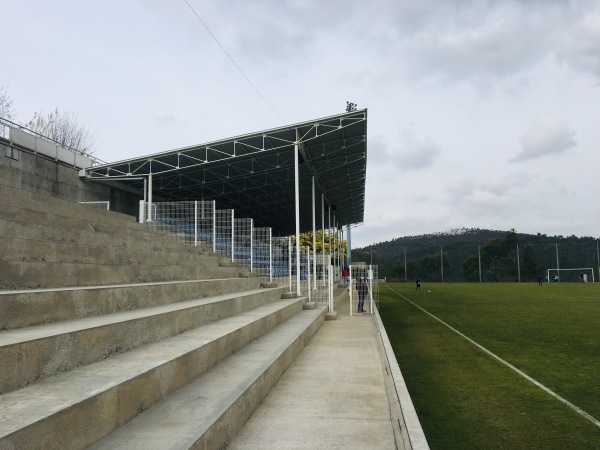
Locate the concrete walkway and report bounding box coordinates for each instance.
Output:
[228,291,398,449]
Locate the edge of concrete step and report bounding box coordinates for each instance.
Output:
[88,307,327,450]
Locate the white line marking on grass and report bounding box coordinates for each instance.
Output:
[385,285,600,429]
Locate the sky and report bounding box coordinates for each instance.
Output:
[2,0,599,247]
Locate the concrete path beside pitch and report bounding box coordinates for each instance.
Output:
[228,293,397,449]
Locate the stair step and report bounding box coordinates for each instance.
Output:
[0,287,288,395]
[88,307,326,450]
[0,259,245,290]
[0,278,269,330]
[0,298,307,449]
[0,235,219,267]
[0,183,139,229]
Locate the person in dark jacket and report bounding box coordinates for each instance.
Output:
[357,275,368,313]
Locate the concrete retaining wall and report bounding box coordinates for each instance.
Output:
[374,309,430,450]
[1,137,140,217]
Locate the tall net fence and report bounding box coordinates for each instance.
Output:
[272,237,291,282]
[234,218,253,268]
[141,200,215,247]
[362,240,600,283]
[139,200,341,309]
[215,209,234,258]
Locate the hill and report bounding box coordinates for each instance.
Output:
[353,228,599,283]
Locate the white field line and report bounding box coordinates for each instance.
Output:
[386,285,600,429]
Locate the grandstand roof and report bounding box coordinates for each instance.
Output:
[81,110,367,236]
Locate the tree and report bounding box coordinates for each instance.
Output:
[463,255,480,282]
[418,252,448,282]
[0,86,16,120]
[521,245,540,281]
[291,230,347,258]
[26,108,95,156]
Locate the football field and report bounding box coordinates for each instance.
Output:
[379,282,600,449]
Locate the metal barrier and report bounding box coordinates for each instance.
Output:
[349,264,379,316]
[138,200,337,309]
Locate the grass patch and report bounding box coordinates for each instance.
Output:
[380,282,600,449]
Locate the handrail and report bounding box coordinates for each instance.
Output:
[0,116,108,166]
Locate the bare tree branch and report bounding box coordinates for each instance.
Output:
[0,86,16,120]
[26,108,95,156]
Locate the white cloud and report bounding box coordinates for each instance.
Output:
[389,132,440,171]
[511,115,577,162]
[557,9,600,80]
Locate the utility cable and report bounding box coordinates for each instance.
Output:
[183,0,286,125]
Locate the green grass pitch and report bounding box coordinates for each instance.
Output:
[379,282,600,449]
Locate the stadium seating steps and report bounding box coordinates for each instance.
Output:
[0,180,326,449]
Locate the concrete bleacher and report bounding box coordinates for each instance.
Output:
[0,180,328,449]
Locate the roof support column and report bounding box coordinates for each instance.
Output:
[328,206,331,271]
[294,135,301,297]
[347,224,352,266]
[312,176,317,290]
[147,172,153,222]
[321,193,325,261]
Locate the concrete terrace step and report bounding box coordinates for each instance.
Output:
[0,210,211,254]
[88,307,326,450]
[0,182,140,229]
[0,184,216,254]
[0,277,270,330]
[0,286,289,394]
[0,235,220,267]
[0,258,246,290]
[0,298,309,449]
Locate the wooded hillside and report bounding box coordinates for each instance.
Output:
[352,228,599,282]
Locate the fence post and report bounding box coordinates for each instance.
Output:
[212,201,216,253]
[269,229,273,283]
[138,200,145,223]
[306,246,311,302]
[231,210,235,262]
[349,265,353,316]
[194,201,198,247]
[368,265,374,315]
[328,261,333,312]
[288,236,292,292]
[250,219,254,273]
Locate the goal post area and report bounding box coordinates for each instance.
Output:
[546,268,595,283]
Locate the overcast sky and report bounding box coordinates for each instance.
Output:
[2,0,599,247]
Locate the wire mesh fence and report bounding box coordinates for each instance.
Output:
[234,218,253,268]
[363,240,600,283]
[138,200,343,309]
[215,209,234,259]
[349,264,379,316]
[140,200,216,248]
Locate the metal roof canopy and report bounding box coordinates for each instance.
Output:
[80,110,367,236]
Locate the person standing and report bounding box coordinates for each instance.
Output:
[538,275,543,286]
[357,275,368,313]
[342,267,349,287]
[416,278,421,292]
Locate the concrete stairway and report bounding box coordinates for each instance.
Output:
[0,182,326,449]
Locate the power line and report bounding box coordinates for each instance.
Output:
[182,0,286,125]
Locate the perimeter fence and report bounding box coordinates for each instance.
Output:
[366,240,600,283]
[139,200,342,307]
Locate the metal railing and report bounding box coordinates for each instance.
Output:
[0,117,107,167]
